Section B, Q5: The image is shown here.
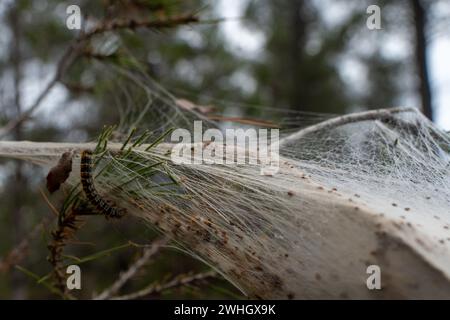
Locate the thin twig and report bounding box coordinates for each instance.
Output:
[0,42,82,139]
[0,215,53,273]
[111,270,217,300]
[0,13,199,139]
[94,237,168,300]
[279,107,418,147]
[82,13,198,39]
[39,187,60,217]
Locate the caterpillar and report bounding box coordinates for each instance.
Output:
[80,150,125,219]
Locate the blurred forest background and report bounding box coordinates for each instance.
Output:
[0,0,449,299]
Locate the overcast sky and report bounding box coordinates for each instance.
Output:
[218,0,450,130]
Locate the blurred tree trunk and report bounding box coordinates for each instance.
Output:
[289,0,308,111]
[411,0,433,120]
[8,3,26,299]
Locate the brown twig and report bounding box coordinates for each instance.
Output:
[207,116,279,128]
[279,107,418,146]
[111,270,217,300]
[0,41,82,138]
[0,214,53,273]
[94,237,169,300]
[82,13,198,39]
[0,12,199,139]
[47,207,84,295]
[39,188,60,217]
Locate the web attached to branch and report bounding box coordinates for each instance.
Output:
[3,66,450,299]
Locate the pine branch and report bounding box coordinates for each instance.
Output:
[111,270,217,300]
[47,207,84,295]
[0,12,199,139]
[94,238,168,300]
[82,13,199,39]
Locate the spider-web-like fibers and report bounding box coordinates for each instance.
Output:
[3,67,450,298]
[71,106,450,299]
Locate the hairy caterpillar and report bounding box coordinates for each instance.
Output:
[80,150,125,218]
